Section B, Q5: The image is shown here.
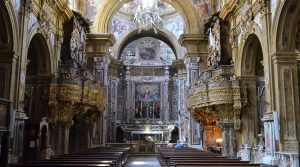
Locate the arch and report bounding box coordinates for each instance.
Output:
[115,28,182,59]
[170,126,179,143]
[93,0,203,34]
[26,34,52,76]
[238,33,265,146]
[0,1,18,51]
[27,29,55,74]
[236,22,267,77]
[23,34,53,161]
[240,34,264,76]
[273,0,300,52]
[0,1,18,99]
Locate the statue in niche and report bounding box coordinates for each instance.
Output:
[207,17,221,69]
[70,17,87,68]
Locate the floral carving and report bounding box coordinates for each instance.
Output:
[187,66,247,129]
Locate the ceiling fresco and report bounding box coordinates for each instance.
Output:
[68,0,211,36]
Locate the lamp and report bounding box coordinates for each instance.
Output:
[216,138,223,147]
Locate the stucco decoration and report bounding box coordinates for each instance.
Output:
[110,0,184,39]
[70,14,88,68]
[206,16,221,69]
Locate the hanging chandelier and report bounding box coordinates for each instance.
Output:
[132,0,163,34]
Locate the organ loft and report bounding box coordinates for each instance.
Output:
[0,0,300,166]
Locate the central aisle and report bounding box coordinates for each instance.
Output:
[125,155,161,167]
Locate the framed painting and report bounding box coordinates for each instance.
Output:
[135,83,160,119]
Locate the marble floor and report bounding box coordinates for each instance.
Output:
[125,155,161,167]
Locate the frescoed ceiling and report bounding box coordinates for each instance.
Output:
[68,0,213,37]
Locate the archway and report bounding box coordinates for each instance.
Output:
[0,1,15,99]
[170,127,179,143]
[23,34,52,162]
[116,126,124,143]
[116,28,182,59]
[240,34,264,146]
[0,2,16,166]
[274,0,300,52]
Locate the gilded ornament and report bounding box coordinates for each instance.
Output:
[187,66,247,130]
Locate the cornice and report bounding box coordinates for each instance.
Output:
[54,0,73,21]
[178,34,207,46]
[109,58,123,69]
[172,59,185,69]
[86,33,116,46]
[219,0,238,20]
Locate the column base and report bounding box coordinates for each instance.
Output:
[273,152,299,167]
[262,154,275,165]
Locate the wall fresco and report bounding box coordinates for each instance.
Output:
[163,14,184,38]
[192,0,211,19]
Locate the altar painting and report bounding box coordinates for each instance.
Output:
[135,84,160,119]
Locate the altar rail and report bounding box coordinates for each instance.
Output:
[105,143,170,153]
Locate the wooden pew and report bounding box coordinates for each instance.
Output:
[158,147,262,167]
[10,146,130,167]
[10,164,112,167]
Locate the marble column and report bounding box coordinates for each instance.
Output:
[125,70,131,123]
[163,80,169,122]
[221,122,237,157]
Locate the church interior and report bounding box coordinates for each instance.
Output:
[0,0,300,166]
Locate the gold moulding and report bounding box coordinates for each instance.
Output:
[49,84,106,126]
[187,85,245,130]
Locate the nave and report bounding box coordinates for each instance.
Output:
[9,146,275,167]
[1,0,300,167]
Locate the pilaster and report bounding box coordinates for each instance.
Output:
[86,33,115,146]
[15,0,32,112]
[239,76,259,146]
[172,60,188,142]
[179,34,208,85]
[272,52,300,153]
[86,34,116,58]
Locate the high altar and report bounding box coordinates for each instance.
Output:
[105,37,187,148]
